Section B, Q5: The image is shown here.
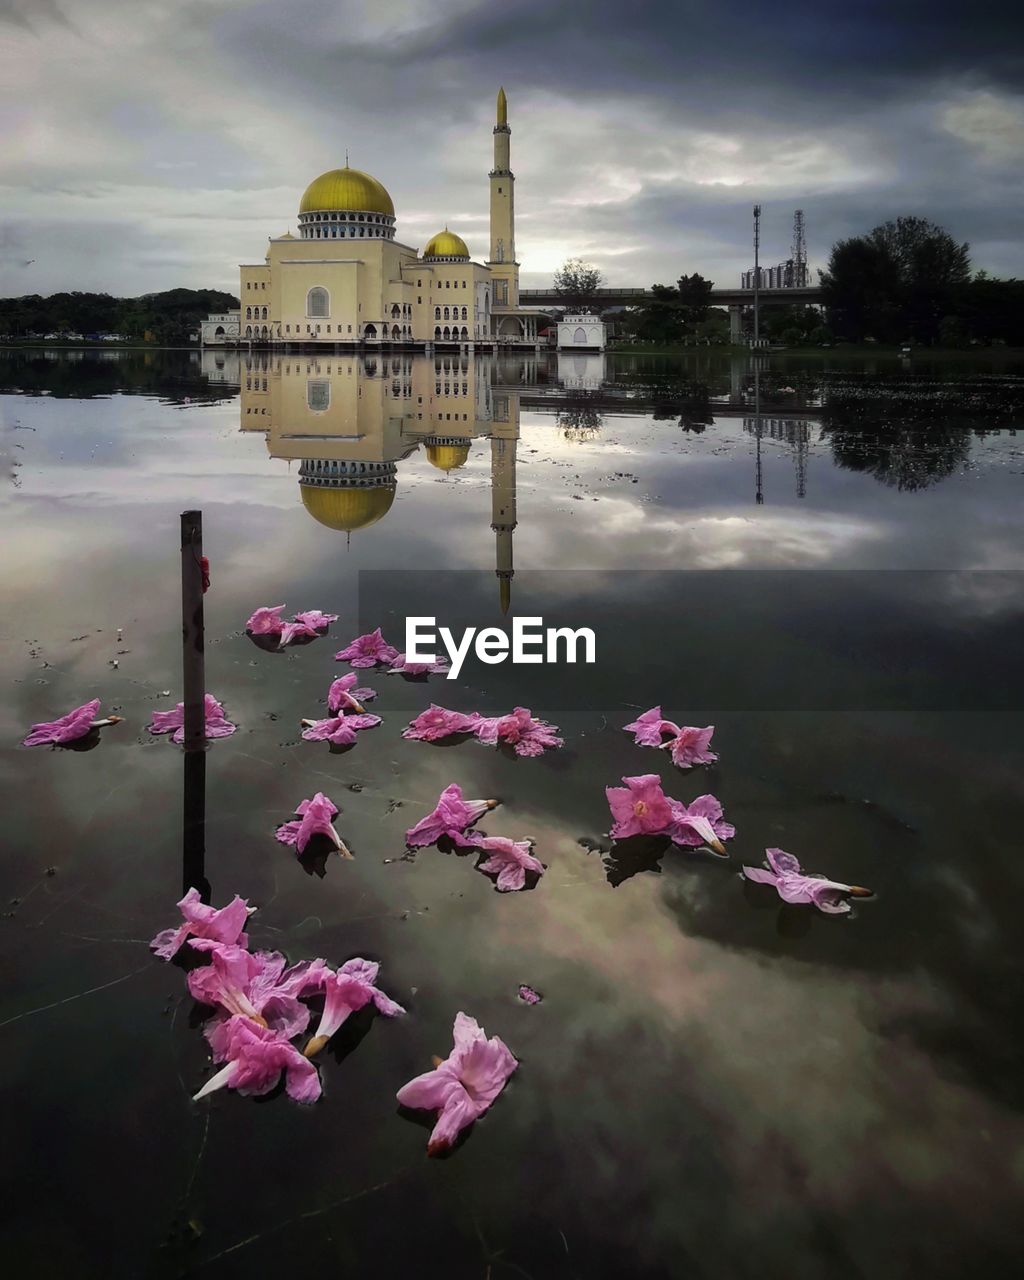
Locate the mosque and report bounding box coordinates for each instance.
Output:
[201,89,545,350]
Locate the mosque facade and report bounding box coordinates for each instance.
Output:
[201,89,544,350]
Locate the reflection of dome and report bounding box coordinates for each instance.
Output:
[300,484,396,531]
[423,228,470,261]
[299,167,395,216]
[425,438,472,472]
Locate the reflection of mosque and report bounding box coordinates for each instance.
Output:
[238,352,518,611]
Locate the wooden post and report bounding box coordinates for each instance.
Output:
[180,510,205,752]
[182,750,209,900]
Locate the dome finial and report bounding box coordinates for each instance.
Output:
[497,86,507,126]
[345,149,349,167]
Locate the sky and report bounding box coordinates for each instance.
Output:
[2,0,1023,299]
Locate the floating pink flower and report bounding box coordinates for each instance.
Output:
[334,627,400,668]
[403,704,483,743]
[246,605,337,648]
[275,791,351,858]
[245,605,287,636]
[327,673,377,714]
[150,887,255,961]
[405,783,498,849]
[22,698,123,747]
[278,609,339,647]
[396,1012,518,1156]
[623,707,717,769]
[742,848,872,915]
[387,652,451,676]
[668,794,734,855]
[300,712,381,747]
[303,958,405,1057]
[193,1015,321,1104]
[518,984,542,1005]
[475,707,563,758]
[188,942,327,1040]
[606,774,675,840]
[476,835,545,892]
[148,693,235,744]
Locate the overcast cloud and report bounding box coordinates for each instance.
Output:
[2,0,1022,297]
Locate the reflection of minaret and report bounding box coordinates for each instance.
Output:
[490,391,518,614]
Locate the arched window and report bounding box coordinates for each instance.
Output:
[307,287,329,318]
[443,327,450,339]
[261,306,268,319]
[392,326,400,339]
[307,379,330,412]
[214,325,225,337]
[245,306,251,319]
[391,304,400,318]
[245,325,252,338]
[461,327,469,339]
[461,307,468,320]
[434,307,441,320]
[443,307,450,320]
[573,327,587,344]
[364,323,377,338]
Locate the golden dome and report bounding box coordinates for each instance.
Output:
[299,484,396,531]
[423,228,470,260]
[425,442,471,472]
[299,167,395,216]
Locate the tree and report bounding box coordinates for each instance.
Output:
[676,273,713,326]
[820,216,970,344]
[553,258,603,311]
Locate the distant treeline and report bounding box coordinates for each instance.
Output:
[0,288,239,343]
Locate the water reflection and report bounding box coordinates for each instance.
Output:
[239,352,519,609]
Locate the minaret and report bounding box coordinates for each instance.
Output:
[488,87,519,309]
[490,391,518,614]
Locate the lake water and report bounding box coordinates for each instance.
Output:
[1,347,1022,1278]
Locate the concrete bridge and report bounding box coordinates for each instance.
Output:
[518,285,822,308]
[518,284,822,340]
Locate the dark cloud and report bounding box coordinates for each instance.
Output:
[2,0,1022,296]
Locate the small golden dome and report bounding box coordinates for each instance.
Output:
[425,442,471,472]
[299,484,396,531]
[423,229,470,260]
[299,167,395,216]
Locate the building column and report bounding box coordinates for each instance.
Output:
[730,306,743,343]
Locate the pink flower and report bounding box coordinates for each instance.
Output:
[327,673,376,714]
[278,609,339,647]
[605,774,675,839]
[188,942,328,1040]
[742,848,872,914]
[668,794,734,855]
[300,713,381,747]
[150,887,255,961]
[148,693,235,744]
[245,605,287,636]
[403,704,483,743]
[275,792,351,858]
[303,958,405,1057]
[475,707,563,758]
[387,652,451,676]
[405,783,498,849]
[476,836,545,892]
[193,1015,321,1104]
[518,984,542,1005]
[623,707,717,769]
[396,1012,518,1156]
[22,698,122,747]
[334,627,400,668]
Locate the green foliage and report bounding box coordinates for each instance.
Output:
[553,259,603,309]
[621,273,719,344]
[0,289,239,343]
[820,217,972,344]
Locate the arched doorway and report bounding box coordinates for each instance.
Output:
[214,326,225,338]
[392,325,400,340]
[364,324,377,339]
